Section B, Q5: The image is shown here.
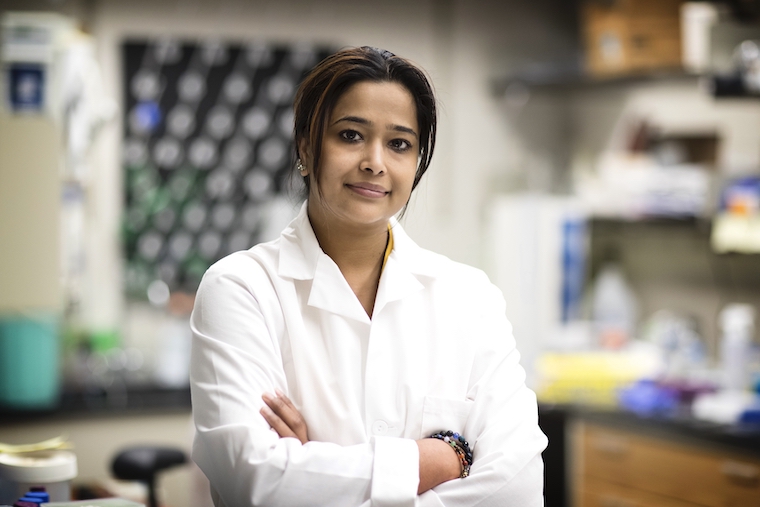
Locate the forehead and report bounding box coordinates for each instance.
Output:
[330,81,417,129]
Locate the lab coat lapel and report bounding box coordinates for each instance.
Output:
[278,204,370,323]
[308,253,370,323]
[278,204,319,281]
[372,221,432,315]
[278,205,429,322]
[373,254,424,315]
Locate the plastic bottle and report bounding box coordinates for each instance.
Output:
[591,262,638,349]
[719,304,756,391]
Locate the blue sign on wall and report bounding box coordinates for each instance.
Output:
[8,63,45,112]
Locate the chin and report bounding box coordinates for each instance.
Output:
[340,207,394,227]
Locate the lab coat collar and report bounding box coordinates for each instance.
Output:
[387,217,442,279]
[278,202,322,281]
[277,203,441,321]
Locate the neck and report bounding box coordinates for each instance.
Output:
[307,201,390,317]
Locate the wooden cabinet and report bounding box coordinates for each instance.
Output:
[574,422,760,507]
[583,476,703,507]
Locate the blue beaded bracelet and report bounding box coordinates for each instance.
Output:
[429,430,472,478]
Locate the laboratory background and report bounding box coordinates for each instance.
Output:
[1,0,760,506]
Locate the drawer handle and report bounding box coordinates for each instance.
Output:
[721,460,759,486]
[599,495,635,507]
[592,436,629,456]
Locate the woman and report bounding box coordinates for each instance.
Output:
[190,46,547,507]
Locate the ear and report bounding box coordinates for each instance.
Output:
[297,138,313,175]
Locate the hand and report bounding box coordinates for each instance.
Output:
[416,438,462,494]
[260,389,310,444]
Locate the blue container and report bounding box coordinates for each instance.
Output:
[0,315,59,409]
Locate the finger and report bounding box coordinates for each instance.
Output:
[260,405,297,440]
[262,393,302,435]
[263,392,309,443]
[262,391,290,419]
[275,389,299,413]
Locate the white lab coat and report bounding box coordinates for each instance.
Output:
[190,204,547,507]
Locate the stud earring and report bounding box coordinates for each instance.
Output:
[296,159,308,176]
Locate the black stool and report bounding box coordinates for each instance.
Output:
[111,446,187,507]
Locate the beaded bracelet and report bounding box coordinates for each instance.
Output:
[429,430,472,478]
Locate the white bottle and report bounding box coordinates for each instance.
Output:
[719,303,756,391]
[591,262,638,348]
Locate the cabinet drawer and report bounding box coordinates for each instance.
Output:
[582,423,760,507]
[582,476,702,507]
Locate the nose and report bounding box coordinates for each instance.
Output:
[360,140,385,175]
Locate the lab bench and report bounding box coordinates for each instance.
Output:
[541,404,760,507]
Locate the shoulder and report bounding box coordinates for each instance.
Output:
[198,237,282,295]
[200,199,312,286]
[418,248,491,288]
[392,223,488,287]
[435,255,502,306]
[402,245,513,353]
[398,238,504,313]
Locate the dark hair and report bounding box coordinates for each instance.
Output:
[293,46,437,203]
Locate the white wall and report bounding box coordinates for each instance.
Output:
[0,115,61,312]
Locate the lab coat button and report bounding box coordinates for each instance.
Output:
[372,420,388,435]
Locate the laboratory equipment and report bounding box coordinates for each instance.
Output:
[0,451,77,505]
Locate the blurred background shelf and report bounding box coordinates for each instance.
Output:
[492,69,705,96]
[0,386,191,425]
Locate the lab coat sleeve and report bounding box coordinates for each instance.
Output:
[189,261,420,507]
[417,278,548,507]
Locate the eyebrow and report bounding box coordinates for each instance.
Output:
[333,115,418,138]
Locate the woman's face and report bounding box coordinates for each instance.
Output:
[304,80,419,230]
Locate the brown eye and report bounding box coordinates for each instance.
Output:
[390,139,412,152]
[340,130,362,142]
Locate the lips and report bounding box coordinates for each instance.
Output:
[346,182,389,198]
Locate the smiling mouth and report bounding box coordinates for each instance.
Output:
[346,183,389,198]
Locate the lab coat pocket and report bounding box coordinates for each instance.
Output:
[419,395,473,439]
